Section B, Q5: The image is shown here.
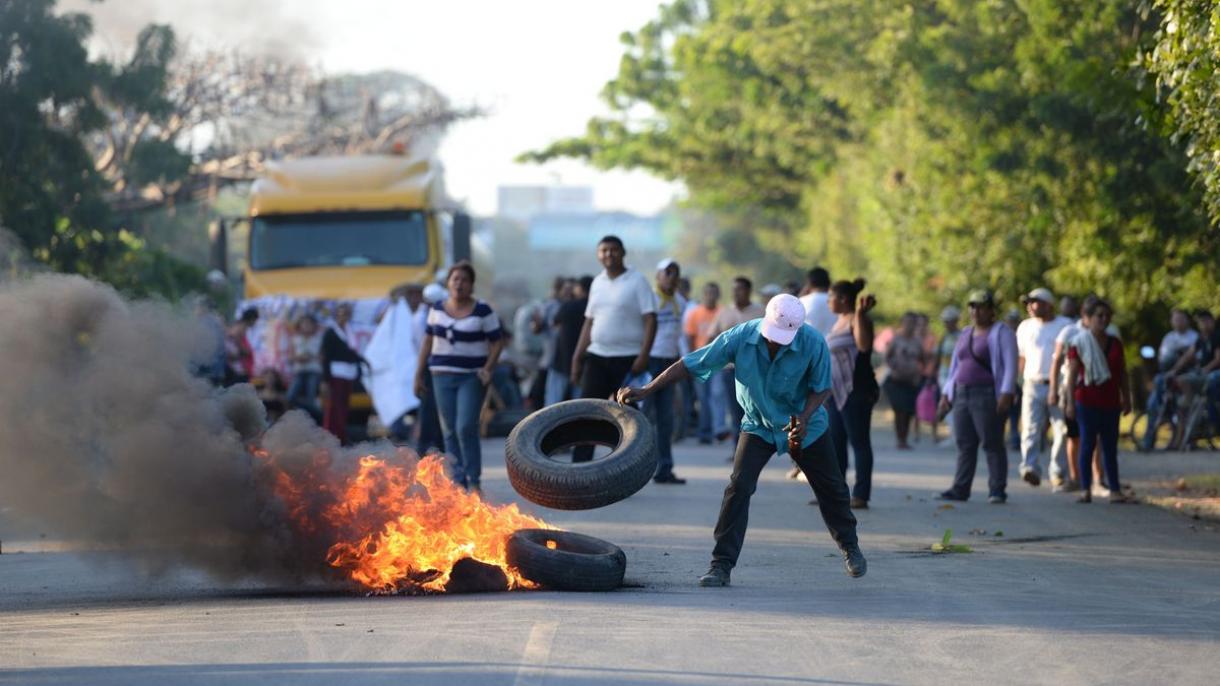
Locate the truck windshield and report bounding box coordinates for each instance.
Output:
[250,210,429,270]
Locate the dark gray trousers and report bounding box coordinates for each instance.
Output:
[711,431,858,570]
[949,384,1008,499]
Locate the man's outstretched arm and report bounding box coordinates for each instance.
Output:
[616,359,690,405]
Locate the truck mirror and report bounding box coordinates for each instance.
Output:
[207,220,228,275]
[452,212,472,263]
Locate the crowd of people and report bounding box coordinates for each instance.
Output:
[195,231,1216,586]
[200,229,1218,504]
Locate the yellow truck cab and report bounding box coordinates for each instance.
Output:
[244,153,465,299]
[210,153,471,434]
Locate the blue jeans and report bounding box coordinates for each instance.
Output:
[544,367,573,406]
[694,373,728,440]
[827,389,875,501]
[1141,373,1170,450]
[1208,370,1220,429]
[286,371,322,423]
[1076,403,1120,492]
[1006,385,1022,449]
[432,372,487,487]
[680,376,696,440]
[493,363,523,409]
[416,371,444,454]
[642,357,678,477]
[721,369,743,439]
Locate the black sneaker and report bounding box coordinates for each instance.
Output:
[935,490,967,502]
[843,545,867,578]
[654,473,687,485]
[1022,470,1041,487]
[987,494,1007,504]
[698,566,731,587]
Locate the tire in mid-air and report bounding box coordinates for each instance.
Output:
[505,399,657,510]
[506,528,626,591]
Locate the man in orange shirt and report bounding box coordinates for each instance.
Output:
[710,277,767,442]
[685,282,725,443]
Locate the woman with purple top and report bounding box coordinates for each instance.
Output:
[936,289,1018,504]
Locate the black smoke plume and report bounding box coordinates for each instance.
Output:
[0,275,407,584]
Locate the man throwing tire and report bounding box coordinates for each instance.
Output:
[617,294,866,586]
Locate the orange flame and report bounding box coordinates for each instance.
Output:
[253,448,548,593]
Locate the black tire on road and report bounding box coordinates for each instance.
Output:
[505,399,657,510]
[507,529,626,591]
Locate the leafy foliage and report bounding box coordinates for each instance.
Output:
[526,0,1218,342]
[0,0,201,296]
[1146,0,1220,225]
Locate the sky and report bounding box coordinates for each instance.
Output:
[64,0,680,216]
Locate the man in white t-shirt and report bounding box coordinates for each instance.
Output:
[1015,288,1073,487]
[1139,309,1199,450]
[642,258,688,484]
[799,267,837,336]
[570,235,657,462]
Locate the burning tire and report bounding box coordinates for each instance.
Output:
[507,529,626,591]
[505,399,657,510]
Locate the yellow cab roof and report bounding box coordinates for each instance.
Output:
[249,154,436,216]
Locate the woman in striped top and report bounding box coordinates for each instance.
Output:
[413,261,504,492]
[825,279,878,509]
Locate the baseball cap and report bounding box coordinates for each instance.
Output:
[967,289,996,307]
[760,294,805,345]
[655,258,679,273]
[940,305,961,322]
[1020,287,1054,305]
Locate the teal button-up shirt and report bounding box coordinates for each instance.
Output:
[682,319,832,454]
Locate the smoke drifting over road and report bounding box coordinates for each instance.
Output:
[0,275,545,592]
[59,0,323,58]
[0,275,370,584]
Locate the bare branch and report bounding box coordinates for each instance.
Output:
[85,44,483,213]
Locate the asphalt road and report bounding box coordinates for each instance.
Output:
[2,430,1219,685]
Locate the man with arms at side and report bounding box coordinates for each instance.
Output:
[710,277,766,444]
[618,294,865,587]
[1014,288,1073,488]
[644,259,688,484]
[684,282,726,444]
[570,235,657,462]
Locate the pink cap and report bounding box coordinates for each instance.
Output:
[761,294,805,345]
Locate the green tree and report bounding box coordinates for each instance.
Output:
[0,0,200,297]
[1146,0,1220,225]
[526,0,1217,342]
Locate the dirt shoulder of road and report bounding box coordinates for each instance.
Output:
[1134,474,1220,523]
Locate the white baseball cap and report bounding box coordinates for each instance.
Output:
[655,258,679,272]
[761,294,805,345]
[1022,287,1055,305]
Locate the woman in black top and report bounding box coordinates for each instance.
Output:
[321,303,366,445]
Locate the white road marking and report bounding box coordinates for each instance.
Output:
[512,621,558,686]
